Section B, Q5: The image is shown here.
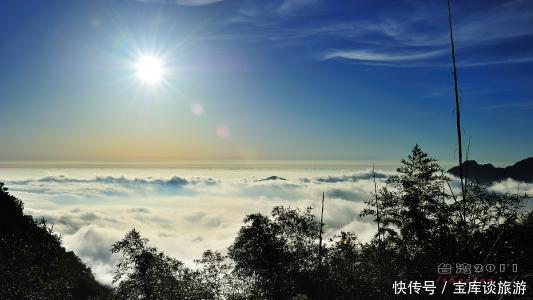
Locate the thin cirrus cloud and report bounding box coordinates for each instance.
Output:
[175,0,223,6]
[277,0,317,16]
[348,1,533,48]
[224,0,318,24]
[132,0,533,67]
[136,0,223,6]
[452,0,533,46]
[480,101,533,111]
[318,1,533,65]
[287,0,532,66]
[321,48,447,62]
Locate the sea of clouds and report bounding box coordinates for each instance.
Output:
[2,168,531,285]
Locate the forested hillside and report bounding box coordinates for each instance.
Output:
[0,182,111,299]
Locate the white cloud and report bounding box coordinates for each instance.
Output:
[278,0,317,16]
[175,0,223,6]
[322,48,447,62]
[63,224,124,284]
[3,169,530,285]
[489,178,533,196]
[136,0,223,6]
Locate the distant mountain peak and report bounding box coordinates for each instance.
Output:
[256,176,287,182]
[448,157,533,184]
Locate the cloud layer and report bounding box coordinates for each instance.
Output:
[3,168,531,285]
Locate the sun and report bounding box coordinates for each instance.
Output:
[135,55,166,84]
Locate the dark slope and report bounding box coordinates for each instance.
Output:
[255,176,287,182]
[0,182,111,299]
[448,157,533,184]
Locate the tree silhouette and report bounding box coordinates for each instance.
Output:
[361,145,532,296]
[0,182,111,299]
[111,229,233,299]
[228,206,322,299]
[194,250,232,299]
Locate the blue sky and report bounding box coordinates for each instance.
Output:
[0,0,532,163]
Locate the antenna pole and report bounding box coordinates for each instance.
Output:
[373,164,381,246]
[447,0,466,209]
[316,192,325,297]
[318,192,325,267]
[373,164,382,294]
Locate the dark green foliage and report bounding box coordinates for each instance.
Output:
[322,232,367,298]
[111,229,235,299]
[111,229,191,299]
[0,182,111,299]
[360,145,532,297]
[194,250,232,299]
[361,144,453,280]
[228,207,322,298]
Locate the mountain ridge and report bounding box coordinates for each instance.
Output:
[448,157,533,184]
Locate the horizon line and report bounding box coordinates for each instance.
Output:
[0,159,501,169]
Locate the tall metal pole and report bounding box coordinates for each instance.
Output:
[447,0,466,206]
[318,192,325,267]
[316,192,325,298]
[373,164,381,246]
[373,164,382,294]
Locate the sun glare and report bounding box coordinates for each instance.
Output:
[135,55,165,84]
